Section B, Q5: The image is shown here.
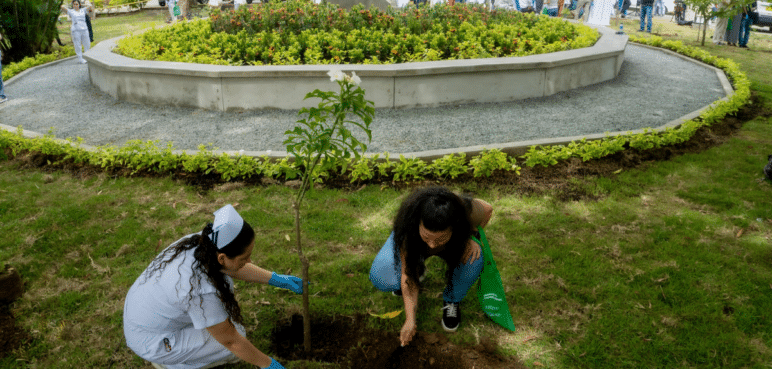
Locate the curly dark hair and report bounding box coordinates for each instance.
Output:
[141,221,255,326]
[393,186,472,290]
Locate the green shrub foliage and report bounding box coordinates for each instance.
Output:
[0,0,63,63]
[115,0,598,65]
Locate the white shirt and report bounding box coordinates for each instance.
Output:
[123,234,232,359]
[208,0,220,6]
[67,9,88,32]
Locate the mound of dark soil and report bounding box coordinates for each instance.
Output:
[271,314,527,369]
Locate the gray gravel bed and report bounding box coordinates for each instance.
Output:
[0,44,726,154]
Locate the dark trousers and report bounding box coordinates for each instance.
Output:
[85,14,94,43]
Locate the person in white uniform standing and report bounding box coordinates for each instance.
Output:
[61,0,94,64]
[123,204,301,369]
[166,0,178,23]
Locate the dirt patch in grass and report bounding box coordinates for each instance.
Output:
[271,314,527,369]
[0,265,30,359]
[0,305,30,359]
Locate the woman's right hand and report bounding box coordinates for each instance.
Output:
[400,320,417,347]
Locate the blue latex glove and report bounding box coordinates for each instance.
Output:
[268,272,303,294]
[265,358,286,369]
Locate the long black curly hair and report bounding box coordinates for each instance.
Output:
[393,186,472,290]
[141,221,255,326]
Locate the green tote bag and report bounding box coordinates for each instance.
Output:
[472,227,516,331]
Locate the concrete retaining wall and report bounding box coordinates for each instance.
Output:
[85,23,626,111]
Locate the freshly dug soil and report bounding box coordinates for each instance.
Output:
[0,265,30,359]
[271,314,527,369]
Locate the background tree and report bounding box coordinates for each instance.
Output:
[0,0,64,63]
[683,0,752,45]
[284,70,374,353]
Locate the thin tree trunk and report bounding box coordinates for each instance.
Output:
[701,13,708,46]
[293,202,311,353]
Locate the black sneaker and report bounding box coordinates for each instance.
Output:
[441,302,460,332]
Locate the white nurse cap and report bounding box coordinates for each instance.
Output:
[209,204,244,249]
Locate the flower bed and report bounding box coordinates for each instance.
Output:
[114,0,598,65]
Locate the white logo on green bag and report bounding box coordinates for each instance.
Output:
[484,293,503,301]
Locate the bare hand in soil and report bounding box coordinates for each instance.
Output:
[400,320,416,346]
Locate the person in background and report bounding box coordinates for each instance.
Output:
[61,0,94,64]
[712,0,730,45]
[0,33,7,104]
[545,0,560,15]
[234,0,246,11]
[574,0,593,21]
[639,0,654,32]
[166,0,178,23]
[738,0,757,49]
[370,187,493,345]
[621,0,631,17]
[519,0,535,12]
[83,0,95,42]
[725,3,742,46]
[653,0,664,16]
[123,204,300,369]
[534,0,544,13]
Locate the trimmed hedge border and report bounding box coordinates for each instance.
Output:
[0,35,751,184]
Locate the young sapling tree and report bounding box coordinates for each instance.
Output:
[283,69,375,353]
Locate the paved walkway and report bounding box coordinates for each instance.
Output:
[1,43,727,156]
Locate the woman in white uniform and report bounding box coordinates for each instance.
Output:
[124,204,301,369]
[61,0,94,64]
[586,0,615,25]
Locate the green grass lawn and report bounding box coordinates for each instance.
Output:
[2,10,772,369]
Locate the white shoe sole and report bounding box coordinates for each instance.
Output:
[442,320,459,332]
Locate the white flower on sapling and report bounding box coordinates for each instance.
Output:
[349,71,361,86]
[327,69,345,82]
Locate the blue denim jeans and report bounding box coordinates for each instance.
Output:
[369,232,484,303]
[0,49,5,99]
[738,15,753,47]
[640,5,653,32]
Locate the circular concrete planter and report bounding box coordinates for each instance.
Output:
[85,23,627,111]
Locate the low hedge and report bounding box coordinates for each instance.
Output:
[114,1,598,65]
[518,35,750,167]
